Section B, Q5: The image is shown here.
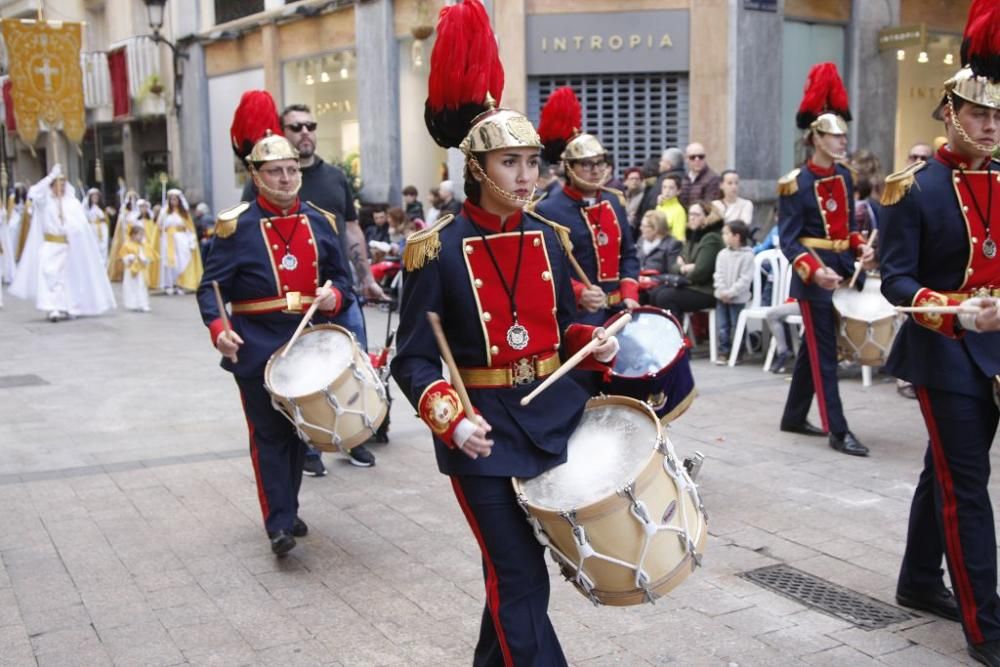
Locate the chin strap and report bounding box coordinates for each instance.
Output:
[948,93,1000,155]
[468,158,535,207]
[565,162,608,193]
[250,166,303,205]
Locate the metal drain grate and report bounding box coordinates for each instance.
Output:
[739,564,916,630]
[0,374,48,388]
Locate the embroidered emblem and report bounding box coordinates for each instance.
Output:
[427,391,459,435]
[512,358,536,385]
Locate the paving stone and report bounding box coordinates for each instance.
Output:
[98,621,185,666]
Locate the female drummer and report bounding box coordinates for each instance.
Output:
[196,90,353,556]
[390,2,618,664]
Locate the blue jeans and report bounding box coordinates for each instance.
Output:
[716,302,745,353]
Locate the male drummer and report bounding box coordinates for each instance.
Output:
[533,87,640,326]
[880,5,1000,660]
[197,91,353,555]
[777,62,875,456]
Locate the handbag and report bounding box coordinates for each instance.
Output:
[658,273,690,288]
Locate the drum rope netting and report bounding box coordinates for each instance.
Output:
[271,333,387,450]
[517,434,707,605]
[836,313,902,363]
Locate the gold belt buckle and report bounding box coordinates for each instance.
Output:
[285,292,303,312]
[511,358,536,386]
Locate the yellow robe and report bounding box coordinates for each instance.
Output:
[172,210,203,291]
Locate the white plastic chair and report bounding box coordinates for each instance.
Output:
[728,249,783,367]
[763,257,803,371]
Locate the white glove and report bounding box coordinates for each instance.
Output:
[959,297,987,333]
[453,417,478,450]
[593,335,620,363]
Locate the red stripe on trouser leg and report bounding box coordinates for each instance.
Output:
[238,388,271,524]
[798,301,830,433]
[450,477,514,667]
[916,386,983,644]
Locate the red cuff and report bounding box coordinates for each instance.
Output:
[849,231,866,253]
[564,323,615,374]
[619,278,640,303]
[418,380,467,448]
[911,288,963,339]
[317,286,344,318]
[208,318,227,347]
[571,278,586,305]
[792,252,821,285]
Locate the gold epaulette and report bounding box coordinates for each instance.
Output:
[526,210,574,255]
[403,214,454,271]
[777,168,800,196]
[304,200,338,234]
[601,186,628,208]
[525,191,548,212]
[214,201,249,239]
[881,161,927,206]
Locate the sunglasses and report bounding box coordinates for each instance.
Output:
[687,154,706,160]
[285,122,317,133]
[908,154,931,161]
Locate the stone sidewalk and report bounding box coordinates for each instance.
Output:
[0,289,992,665]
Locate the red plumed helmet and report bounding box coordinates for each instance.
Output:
[961,0,1000,81]
[424,0,505,149]
[230,90,283,163]
[795,62,852,130]
[538,87,581,164]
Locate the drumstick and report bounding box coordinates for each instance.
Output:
[848,229,878,289]
[520,312,632,407]
[566,252,594,289]
[211,280,231,335]
[895,305,983,314]
[805,245,827,269]
[281,280,333,357]
[426,312,477,421]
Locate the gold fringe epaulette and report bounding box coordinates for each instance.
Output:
[526,210,574,255]
[601,186,628,208]
[403,214,454,271]
[777,168,800,196]
[881,161,927,206]
[525,191,548,213]
[305,200,338,234]
[214,201,249,239]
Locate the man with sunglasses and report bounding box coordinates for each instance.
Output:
[242,103,381,470]
[680,142,722,209]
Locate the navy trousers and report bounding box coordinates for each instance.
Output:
[235,375,306,537]
[781,299,849,435]
[450,475,567,667]
[899,385,1000,644]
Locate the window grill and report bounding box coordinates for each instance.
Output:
[528,72,689,172]
[215,0,264,25]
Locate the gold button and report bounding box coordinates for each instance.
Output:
[541,271,551,281]
[968,268,974,275]
[483,312,492,322]
[955,177,962,184]
[474,278,483,288]
[533,238,541,247]
[553,343,560,350]
[552,307,557,314]
[490,345,499,355]
[465,244,474,254]
[973,237,979,244]
[265,222,272,228]
[312,261,318,267]
[963,206,970,212]
[283,284,290,290]
[272,244,279,250]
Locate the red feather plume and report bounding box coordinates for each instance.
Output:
[538,87,582,164]
[230,90,283,162]
[961,0,1000,81]
[796,62,851,130]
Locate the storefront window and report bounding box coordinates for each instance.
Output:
[282,51,360,176]
[893,33,960,170]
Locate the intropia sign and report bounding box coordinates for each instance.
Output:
[526,10,690,75]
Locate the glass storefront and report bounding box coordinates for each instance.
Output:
[282,50,360,175]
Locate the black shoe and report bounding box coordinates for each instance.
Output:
[780,420,826,437]
[896,585,960,622]
[291,517,308,538]
[269,530,296,556]
[303,456,326,477]
[347,445,375,467]
[829,431,869,456]
[771,351,792,374]
[897,382,918,400]
[968,639,1000,666]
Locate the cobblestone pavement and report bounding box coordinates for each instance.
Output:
[0,288,992,665]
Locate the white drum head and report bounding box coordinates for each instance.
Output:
[268,328,354,397]
[833,280,895,323]
[519,403,659,510]
[613,311,685,377]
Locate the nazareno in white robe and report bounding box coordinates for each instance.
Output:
[9,171,116,316]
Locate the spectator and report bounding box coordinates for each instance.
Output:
[854,176,881,237]
[604,154,625,192]
[712,169,754,225]
[636,209,682,274]
[437,180,462,217]
[366,206,390,245]
[713,220,755,361]
[425,187,442,226]
[638,147,684,219]
[402,185,424,221]
[906,141,933,165]
[766,300,800,374]
[655,174,687,241]
[623,167,646,229]
[535,159,563,200]
[680,142,722,208]
[386,206,408,255]
[649,200,724,318]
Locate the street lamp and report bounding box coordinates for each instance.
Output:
[142,0,188,109]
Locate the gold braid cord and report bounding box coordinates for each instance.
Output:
[467,158,536,207]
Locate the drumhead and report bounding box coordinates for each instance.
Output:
[612,310,685,378]
[268,327,355,397]
[519,402,659,509]
[832,280,895,322]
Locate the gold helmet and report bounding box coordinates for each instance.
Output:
[460,104,542,156]
[248,132,299,164]
[945,67,1000,112]
[561,133,607,161]
[809,113,849,136]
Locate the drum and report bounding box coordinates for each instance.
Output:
[603,307,697,423]
[833,276,900,366]
[264,324,388,452]
[514,395,707,606]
